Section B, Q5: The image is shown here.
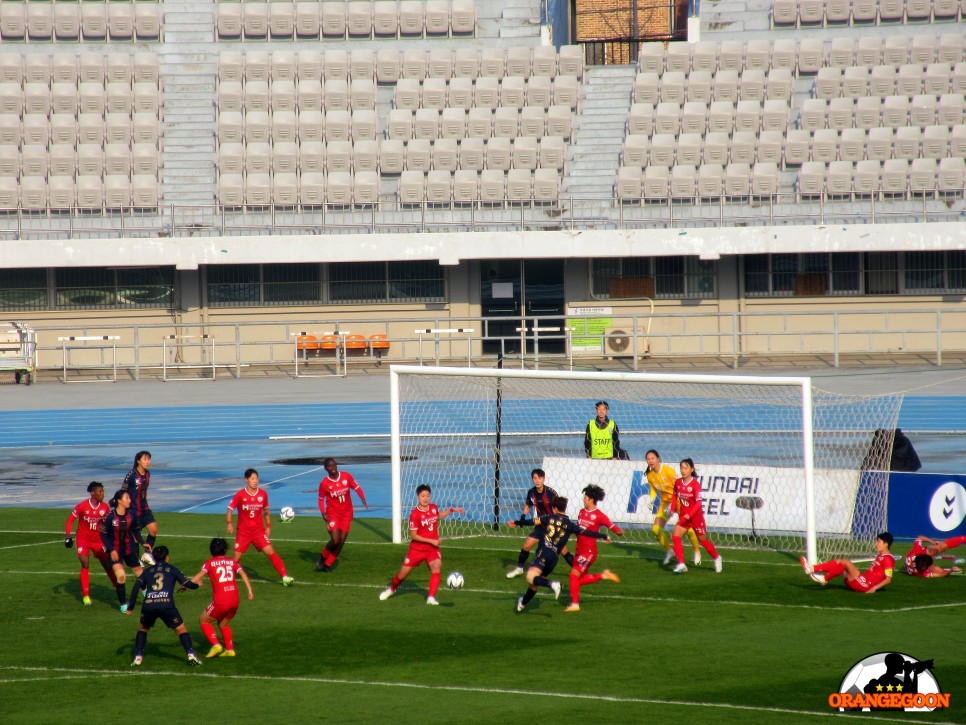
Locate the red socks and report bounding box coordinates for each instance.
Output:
[80,568,90,597]
[429,572,440,597]
[813,560,846,580]
[945,536,966,549]
[201,621,218,646]
[323,550,337,566]
[672,535,685,564]
[222,625,234,651]
[269,553,287,577]
[702,540,719,559]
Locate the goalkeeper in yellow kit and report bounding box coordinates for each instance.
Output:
[645,450,702,565]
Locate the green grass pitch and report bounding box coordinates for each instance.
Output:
[1,508,963,724]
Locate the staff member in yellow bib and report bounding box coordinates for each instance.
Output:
[645,449,702,566]
[584,401,622,460]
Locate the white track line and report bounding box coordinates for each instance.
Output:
[0,665,958,724]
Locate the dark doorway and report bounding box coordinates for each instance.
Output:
[481,260,566,355]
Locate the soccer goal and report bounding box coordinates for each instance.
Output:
[390,366,903,562]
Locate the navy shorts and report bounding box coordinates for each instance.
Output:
[140,606,184,630]
[531,547,559,576]
[137,509,156,528]
[116,551,141,569]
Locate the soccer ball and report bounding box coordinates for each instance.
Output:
[279,506,295,522]
[446,572,464,589]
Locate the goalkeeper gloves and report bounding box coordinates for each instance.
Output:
[64,536,73,549]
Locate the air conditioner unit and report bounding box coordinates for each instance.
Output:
[604,327,649,358]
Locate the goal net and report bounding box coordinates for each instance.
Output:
[390,366,903,561]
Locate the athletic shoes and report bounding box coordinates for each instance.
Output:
[82,596,92,606]
[506,566,525,579]
[119,604,128,614]
[673,563,688,574]
[131,655,143,667]
[140,551,156,567]
[281,576,295,587]
[426,596,439,606]
[601,569,620,583]
[220,650,236,657]
[550,581,561,600]
[799,556,814,576]
[316,558,331,573]
[693,550,702,566]
[564,603,580,612]
[187,653,202,666]
[379,587,395,601]
[662,549,674,566]
[810,573,827,585]
[713,556,723,573]
[515,597,525,612]
[206,644,224,659]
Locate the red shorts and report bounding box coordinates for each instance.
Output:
[326,513,353,533]
[571,550,597,576]
[77,540,106,558]
[679,513,708,538]
[234,531,271,554]
[846,575,874,593]
[205,600,239,622]
[403,545,441,568]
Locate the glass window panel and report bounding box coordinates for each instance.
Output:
[0,269,47,310]
[55,268,116,308]
[864,252,898,295]
[116,267,174,307]
[388,261,444,302]
[207,264,259,305]
[686,258,715,297]
[263,264,321,304]
[801,253,829,274]
[904,251,944,291]
[830,253,860,293]
[744,254,770,295]
[329,262,385,303]
[948,251,966,291]
[654,257,684,296]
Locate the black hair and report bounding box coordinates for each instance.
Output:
[583,484,605,503]
[324,458,337,467]
[914,553,934,573]
[645,449,660,459]
[86,481,104,493]
[134,450,151,466]
[151,545,168,562]
[877,531,894,548]
[595,400,609,408]
[210,538,228,557]
[416,484,431,495]
[552,495,569,512]
[531,468,546,478]
[680,457,696,475]
[244,468,258,479]
[111,490,128,508]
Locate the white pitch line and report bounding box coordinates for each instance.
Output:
[0,539,61,552]
[177,465,328,513]
[0,666,958,725]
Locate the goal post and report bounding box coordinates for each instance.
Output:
[389,365,902,561]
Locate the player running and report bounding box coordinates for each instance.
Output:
[644,450,702,566]
[904,535,965,578]
[65,481,119,606]
[801,532,896,593]
[379,484,464,605]
[565,484,623,612]
[120,450,158,566]
[505,468,565,579]
[101,489,149,612]
[669,458,723,574]
[316,458,368,573]
[511,495,611,612]
[183,537,253,658]
[125,545,202,667]
[227,469,294,586]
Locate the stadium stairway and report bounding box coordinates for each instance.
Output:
[159,0,218,210]
[562,64,636,201]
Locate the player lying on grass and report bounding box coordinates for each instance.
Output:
[126,545,202,667]
[669,459,723,574]
[801,532,895,593]
[182,537,253,659]
[905,534,965,578]
[101,489,150,612]
[506,468,575,578]
[566,484,623,612]
[510,495,611,612]
[65,481,119,606]
[379,484,464,605]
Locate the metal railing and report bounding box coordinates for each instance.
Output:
[20,307,966,381]
[0,191,963,241]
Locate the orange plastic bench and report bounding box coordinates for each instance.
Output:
[344,334,367,351]
[296,335,319,351]
[370,334,390,357]
[320,335,338,351]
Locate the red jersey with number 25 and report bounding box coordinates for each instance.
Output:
[69,499,111,547]
[408,504,440,553]
[318,472,365,517]
[228,488,269,536]
[203,556,243,608]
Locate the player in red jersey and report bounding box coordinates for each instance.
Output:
[379,484,464,605]
[904,535,965,578]
[226,469,294,587]
[801,532,896,593]
[506,468,567,579]
[565,484,624,612]
[65,481,119,606]
[669,458,723,574]
[316,458,368,573]
[183,537,253,658]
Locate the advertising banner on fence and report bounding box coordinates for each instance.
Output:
[886,472,966,539]
[540,457,860,534]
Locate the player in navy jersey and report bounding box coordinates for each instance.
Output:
[125,545,202,666]
[101,490,149,612]
[121,450,158,566]
[510,496,610,612]
[505,469,565,578]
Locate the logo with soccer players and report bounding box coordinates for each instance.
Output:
[830,652,950,712]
